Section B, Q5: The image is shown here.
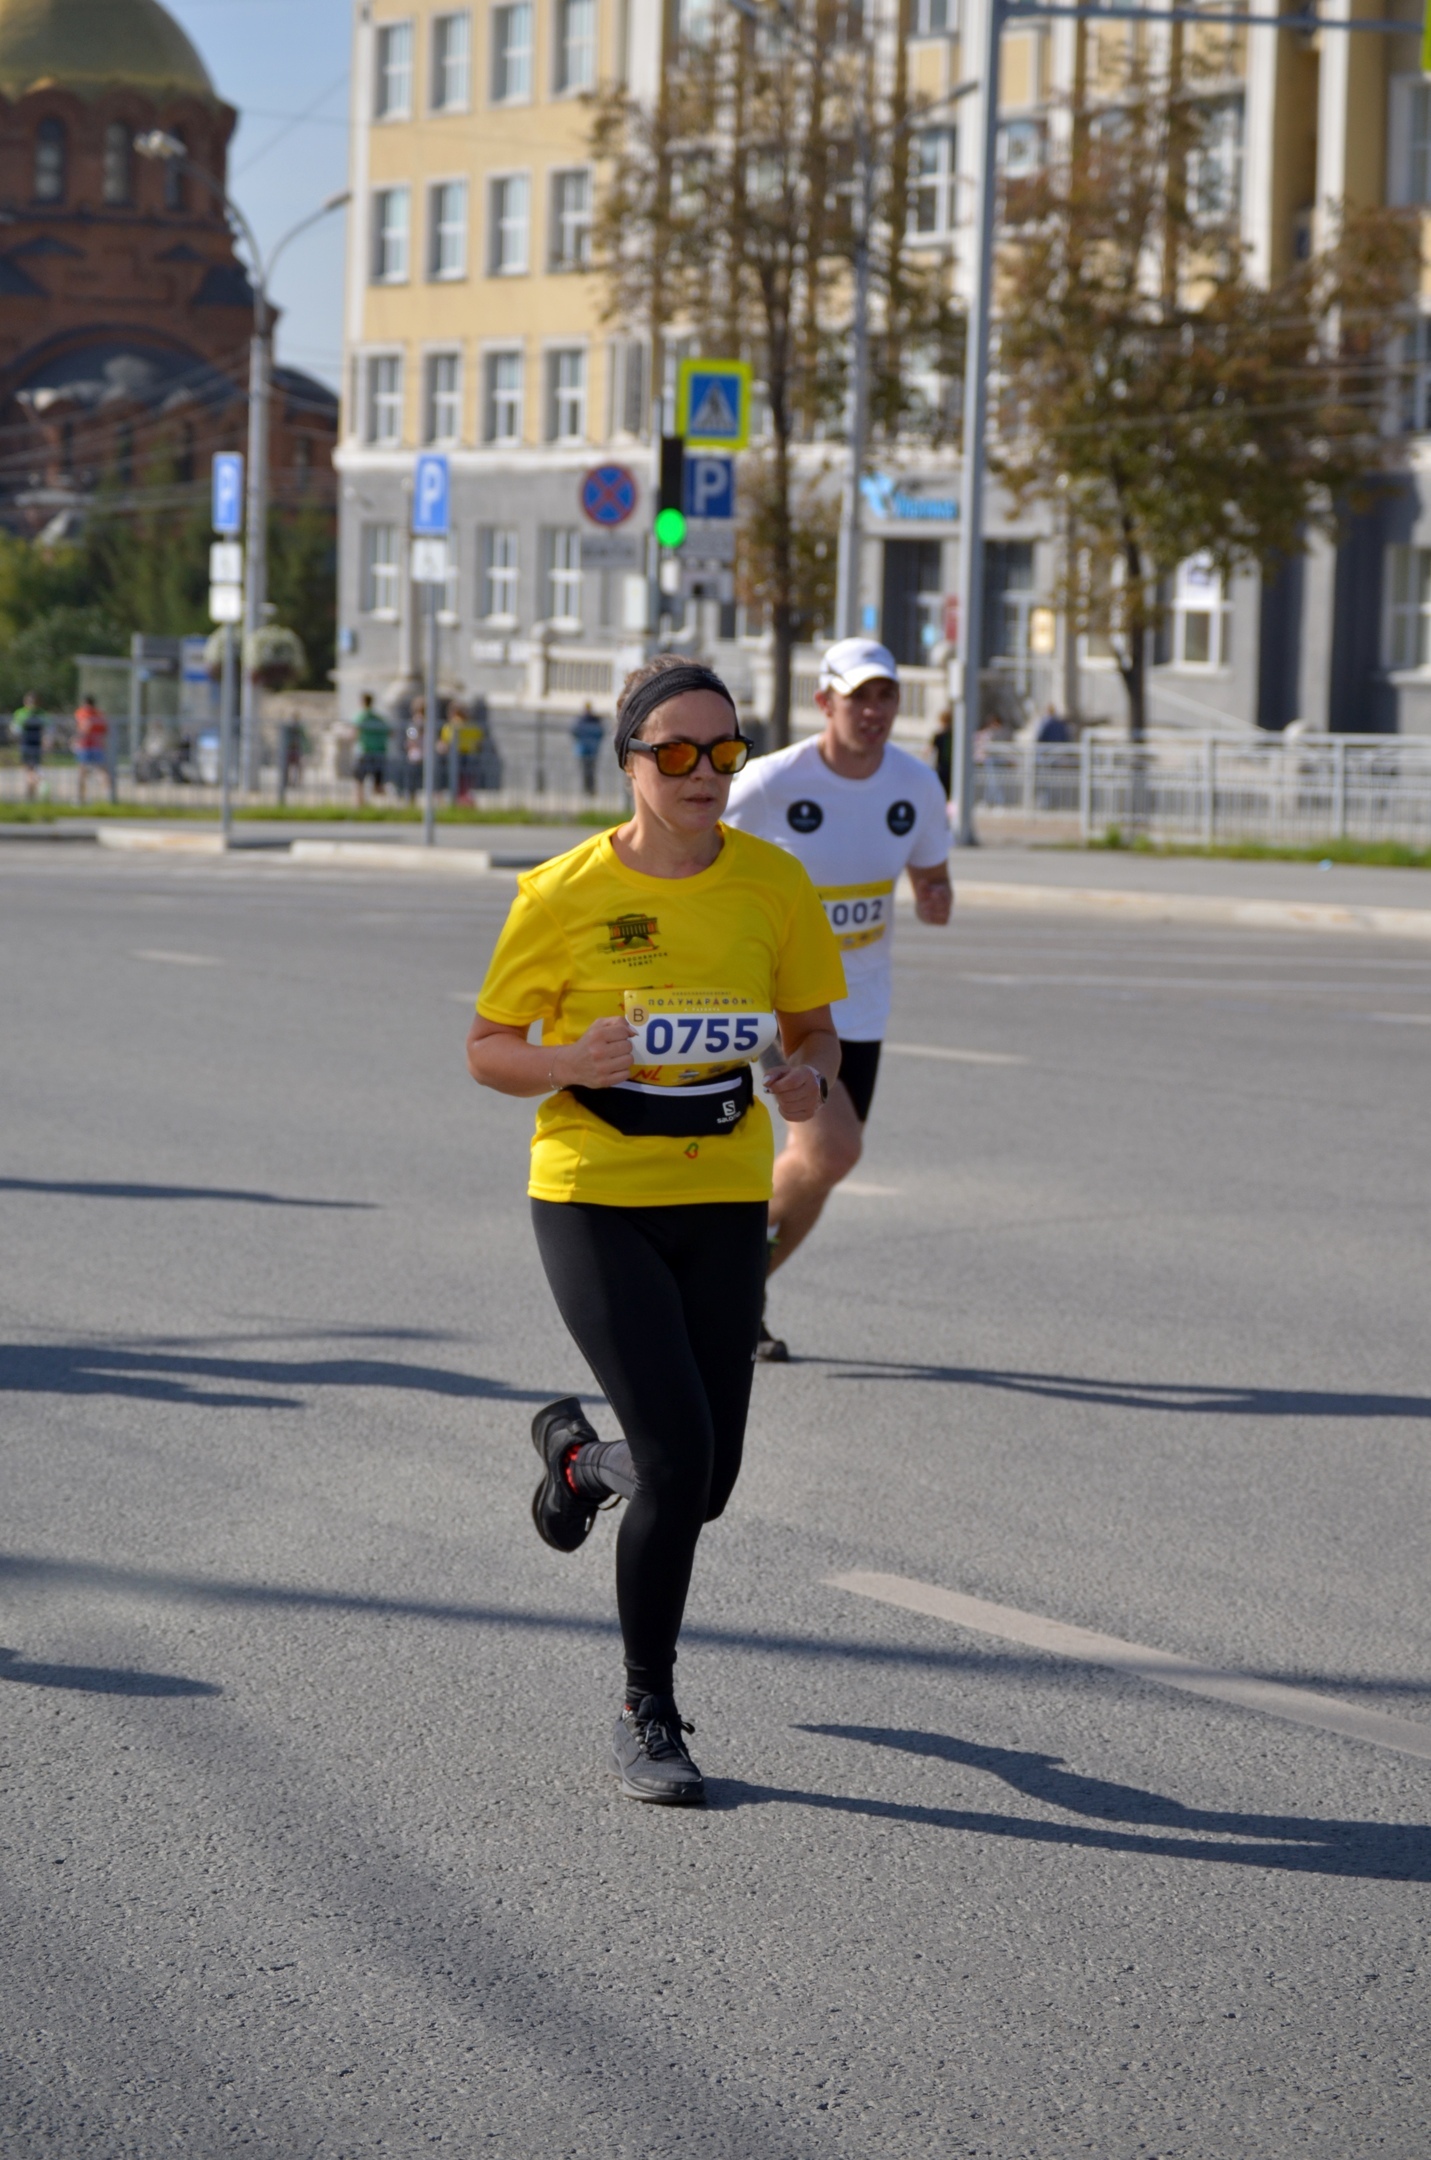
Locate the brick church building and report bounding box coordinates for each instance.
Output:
[0,0,335,537]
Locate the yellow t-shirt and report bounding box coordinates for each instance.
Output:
[477,825,847,1206]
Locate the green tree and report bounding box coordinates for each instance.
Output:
[269,502,336,689]
[994,59,1418,738]
[0,603,127,715]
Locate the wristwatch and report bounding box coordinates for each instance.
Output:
[809,1068,829,1104]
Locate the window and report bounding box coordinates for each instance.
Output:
[1188,97,1244,224]
[913,0,955,31]
[492,3,533,100]
[1385,545,1431,669]
[480,528,520,619]
[484,350,524,440]
[1166,555,1229,668]
[1000,118,1045,180]
[33,117,65,203]
[102,122,131,205]
[607,338,647,437]
[372,186,410,281]
[366,354,404,444]
[983,541,1035,663]
[550,169,592,269]
[362,524,400,613]
[554,0,596,91]
[546,348,586,441]
[425,352,462,443]
[909,128,956,237]
[375,20,413,116]
[489,175,529,272]
[431,11,471,108]
[1389,78,1431,205]
[163,131,186,211]
[543,528,583,623]
[676,0,716,43]
[429,180,467,277]
[1403,315,1431,434]
[116,421,135,486]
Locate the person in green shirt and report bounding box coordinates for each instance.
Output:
[14,695,45,803]
[352,692,392,807]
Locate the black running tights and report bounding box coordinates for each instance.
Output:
[531,1198,768,1700]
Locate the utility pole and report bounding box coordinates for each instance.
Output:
[240,295,271,793]
[950,0,1004,847]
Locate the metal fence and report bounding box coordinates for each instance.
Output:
[975,735,1431,848]
[9,721,1431,848]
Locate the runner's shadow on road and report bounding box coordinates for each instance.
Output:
[707,1725,1430,1880]
[806,1357,1431,1421]
[0,1177,373,1209]
[0,1646,219,1696]
[0,1337,555,1410]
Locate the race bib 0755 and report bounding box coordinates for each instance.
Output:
[819,881,893,951]
[623,990,778,1072]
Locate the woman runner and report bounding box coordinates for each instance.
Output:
[467,655,845,1804]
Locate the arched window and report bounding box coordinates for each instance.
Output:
[34,117,66,203]
[163,133,186,211]
[102,121,131,206]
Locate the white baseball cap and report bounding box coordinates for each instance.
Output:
[818,637,900,694]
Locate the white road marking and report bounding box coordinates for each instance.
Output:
[833,1181,903,1198]
[827,1571,1431,1765]
[131,949,220,967]
[884,1042,1028,1065]
[1369,1012,1431,1025]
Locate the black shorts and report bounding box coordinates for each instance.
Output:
[836,1039,881,1124]
[354,754,387,782]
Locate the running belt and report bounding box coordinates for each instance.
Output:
[569,1065,754,1138]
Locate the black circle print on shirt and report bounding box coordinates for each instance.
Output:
[887,800,916,836]
[787,799,824,834]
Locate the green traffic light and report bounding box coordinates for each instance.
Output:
[654,506,687,548]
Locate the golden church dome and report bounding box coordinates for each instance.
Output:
[0,0,216,102]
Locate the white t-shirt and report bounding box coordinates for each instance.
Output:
[723,735,950,1040]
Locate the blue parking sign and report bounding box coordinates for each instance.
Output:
[413,452,450,537]
[683,455,735,520]
[212,452,243,536]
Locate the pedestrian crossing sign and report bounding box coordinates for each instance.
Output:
[676,358,752,450]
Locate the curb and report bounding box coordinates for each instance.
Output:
[97,828,224,855]
[289,839,494,873]
[953,879,1431,942]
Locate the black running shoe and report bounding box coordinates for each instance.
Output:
[611,1696,706,1805]
[530,1395,601,1552]
[755,1318,789,1363]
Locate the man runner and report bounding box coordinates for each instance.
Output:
[723,636,953,1359]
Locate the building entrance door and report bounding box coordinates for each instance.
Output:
[881,539,944,664]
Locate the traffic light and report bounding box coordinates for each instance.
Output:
[654,435,687,549]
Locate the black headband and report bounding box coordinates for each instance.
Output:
[614,664,738,768]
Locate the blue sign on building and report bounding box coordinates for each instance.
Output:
[683,455,735,521]
[212,452,244,536]
[412,452,450,536]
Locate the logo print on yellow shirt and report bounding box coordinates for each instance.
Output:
[605,913,660,953]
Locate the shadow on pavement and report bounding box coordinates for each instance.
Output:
[0,1646,220,1696]
[2,1551,1427,1707]
[810,1356,1431,1421]
[0,1177,373,1209]
[0,1338,556,1410]
[710,1726,1431,1880]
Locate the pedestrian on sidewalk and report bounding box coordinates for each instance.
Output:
[571,704,604,797]
[73,696,108,805]
[352,693,391,807]
[14,693,46,803]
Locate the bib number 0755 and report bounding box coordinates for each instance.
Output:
[639,1011,771,1060]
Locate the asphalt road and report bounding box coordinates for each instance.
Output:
[2,842,1428,2159]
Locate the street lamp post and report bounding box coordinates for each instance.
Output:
[136,132,348,792]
